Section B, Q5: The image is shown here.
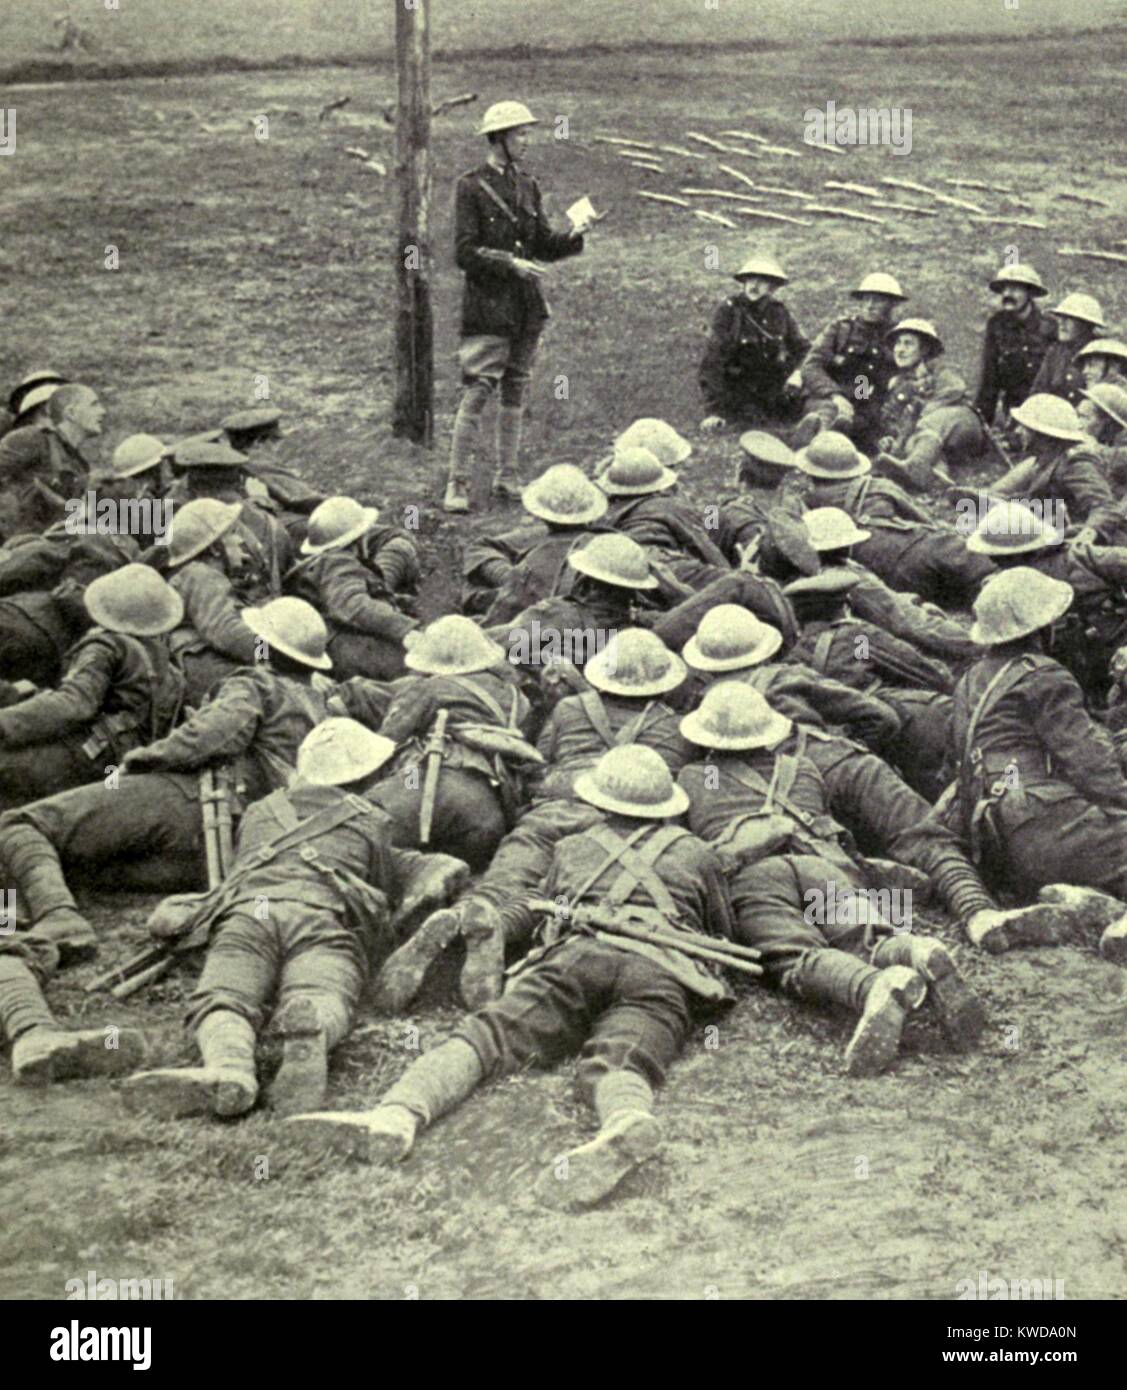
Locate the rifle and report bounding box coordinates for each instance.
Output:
[525,897,763,976]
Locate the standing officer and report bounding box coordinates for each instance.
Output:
[699,254,808,431]
[444,101,593,515]
[973,264,1055,427]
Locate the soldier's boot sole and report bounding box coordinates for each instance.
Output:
[373,909,462,1014]
[790,413,825,450]
[266,997,328,1117]
[285,1107,416,1164]
[1037,884,1126,936]
[967,903,1069,954]
[26,909,99,968]
[122,1067,257,1120]
[912,942,987,1049]
[459,900,505,1010]
[13,1026,146,1087]
[534,1112,662,1212]
[844,966,926,1078]
[1099,914,1127,966]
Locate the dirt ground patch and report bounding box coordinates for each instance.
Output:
[2,33,1127,1299]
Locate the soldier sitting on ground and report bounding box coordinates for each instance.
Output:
[793,272,906,453]
[122,719,468,1121]
[871,318,987,492]
[288,744,740,1212]
[285,495,419,681]
[973,263,1055,432]
[1031,293,1106,406]
[699,254,808,432]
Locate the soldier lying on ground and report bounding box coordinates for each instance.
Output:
[941,566,1127,963]
[0,597,331,987]
[285,495,419,680]
[122,719,468,1120]
[676,682,985,1076]
[0,566,184,811]
[287,744,741,1212]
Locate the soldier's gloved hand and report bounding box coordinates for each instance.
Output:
[700,415,726,433]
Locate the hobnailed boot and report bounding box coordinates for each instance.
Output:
[535,1069,661,1211]
[286,1036,484,1163]
[373,905,464,1014]
[1037,884,1126,935]
[965,903,1071,954]
[123,1009,258,1119]
[1,823,96,965]
[791,412,825,450]
[459,898,505,1010]
[266,994,346,1116]
[844,966,927,1077]
[0,956,147,1086]
[872,934,986,1049]
[491,403,525,501]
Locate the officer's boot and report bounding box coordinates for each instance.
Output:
[286,1037,484,1163]
[123,1009,258,1119]
[266,993,349,1116]
[871,933,986,1049]
[444,381,492,514]
[535,1069,662,1211]
[459,898,506,1009]
[373,904,465,1013]
[0,955,146,1085]
[788,948,925,1077]
[491,403,525,501]
[0,822,96,965]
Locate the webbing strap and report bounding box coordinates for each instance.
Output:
[584,822,687,918]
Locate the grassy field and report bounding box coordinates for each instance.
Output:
[2,26,1127,1300]
[0,0,1121,78]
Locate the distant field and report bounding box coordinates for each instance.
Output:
[0,0,1122,78]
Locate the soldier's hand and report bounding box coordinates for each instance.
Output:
[700,415,726,433]
[511,257,547,281]
[784,369,803,391]
[830,394,855,424]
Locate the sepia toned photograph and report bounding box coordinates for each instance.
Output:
[0,0,1123,1331]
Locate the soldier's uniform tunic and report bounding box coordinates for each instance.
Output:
[699,293,808,423]
[800,316,896,450]
[947,650,1127,897]
[286,531,419,681]
[974,304,1057,422]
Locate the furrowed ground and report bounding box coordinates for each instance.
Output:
[1,24,1127,1299]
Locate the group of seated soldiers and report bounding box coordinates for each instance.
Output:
[2,330,1127,1210]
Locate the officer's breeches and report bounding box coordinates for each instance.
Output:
[187,903,366,1039]
[3,772,207,894]
[454,935,693,1104]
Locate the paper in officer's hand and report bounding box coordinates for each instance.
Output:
[567,196,601,232]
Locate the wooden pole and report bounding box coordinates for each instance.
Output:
[392,0,433,445]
